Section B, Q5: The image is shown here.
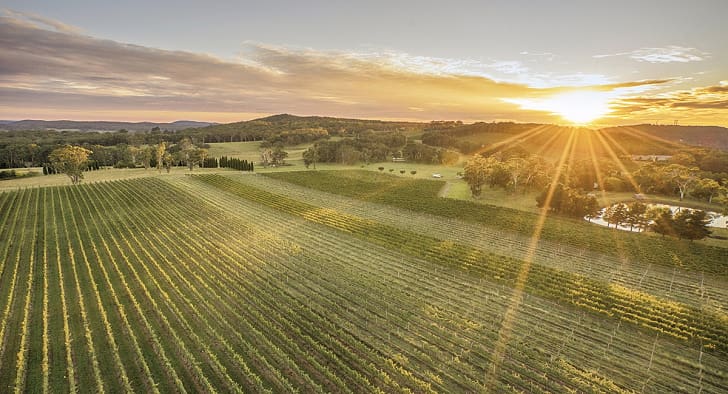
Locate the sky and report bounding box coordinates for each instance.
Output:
[0,0,727,126]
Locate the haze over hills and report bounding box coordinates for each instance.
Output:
[1,113,726,153]
[0,119,216,132]
[190,114,728,152]
[599,124,728,150]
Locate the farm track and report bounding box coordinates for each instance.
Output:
[231,173,727,312]
[0,176,724,392]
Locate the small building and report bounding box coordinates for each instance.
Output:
[631,155,672,162]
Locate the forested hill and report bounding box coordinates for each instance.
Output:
[421,122,728,157]
[190,113,427,142]
[0,120,215,132]
[598,124,728,150]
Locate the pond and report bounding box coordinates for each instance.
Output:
[586,203,727,232]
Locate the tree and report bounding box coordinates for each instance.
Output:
[625,202,648,231]
[156,142,167,173]
[196,148,209,169]
[49,145,92,185]
[523,156,550,191]
[504,157,528,193]
[140,146,153,170]
[715,198,728,216]
[163,152,174,173]
[378,166,385,172]
[584,198,601,222]
[648,208,675,237]
[463,156,488,196]
[303,146,320,169]
[26,143,40,167]
[410,170,417,176]
[271,146,288,166]
[603,203,628,229]
[691,178,724,203]
[674,209,712,241]
[127,146,142,166]
[536,183,568,213]
[663,164,699,200]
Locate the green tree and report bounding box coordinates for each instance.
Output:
[584,197,601,222]
[140,146,153,170]
[625,202,648,231]
[674,209,712,241]
[463,156,489,197]
[303,146,320,169]
[663,164,699,200]
[271,146,288,166]
[691,178,724,203]
[49,145,92,185]
[504,157,528,193]
[156,142,167,173]
[163,152,174,173]
[127,145,142,166]
[603,203,628,229]
[648,208,675,237]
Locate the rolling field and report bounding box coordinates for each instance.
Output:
[0,173,726,392]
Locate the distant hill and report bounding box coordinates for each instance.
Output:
[598,124,728,150]
[191,113,427,143]
[420,122,711,159]
[0,119,216,132]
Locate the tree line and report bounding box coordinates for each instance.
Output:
[601,202,712,240]
[219,156,254,171]
[301,131,459,168]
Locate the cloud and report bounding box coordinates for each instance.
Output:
[594,46,709,63]
[0,13,710,124]
[609,83,728,124]
[2,9,82,34]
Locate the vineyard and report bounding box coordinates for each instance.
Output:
[264,170,727,275]
[0,174,726,392]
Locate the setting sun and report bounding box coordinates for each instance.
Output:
[542,91,613,124]
[508,90,614,125]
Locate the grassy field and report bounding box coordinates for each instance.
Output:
[0,173,725,392]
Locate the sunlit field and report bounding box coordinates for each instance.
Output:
[2,2,728,392]
[0,172,726,392]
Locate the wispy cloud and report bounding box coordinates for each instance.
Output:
[0,13,717,124]
[594,46,709,63]
[609,81,728,124]
[2,9,82,34]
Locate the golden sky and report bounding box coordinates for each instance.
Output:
[1,3,726,126]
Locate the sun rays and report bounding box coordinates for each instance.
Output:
[480,122,700,387]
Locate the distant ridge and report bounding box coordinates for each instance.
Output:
[2,114,726,151]
[0,119,217,132]
[598,124,728,150]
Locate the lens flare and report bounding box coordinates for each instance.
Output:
[508,90,614,125]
